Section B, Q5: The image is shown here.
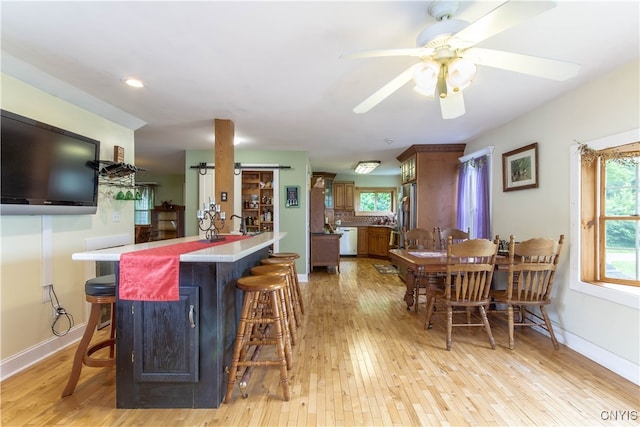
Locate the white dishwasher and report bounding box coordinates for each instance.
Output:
[336,226,358,256]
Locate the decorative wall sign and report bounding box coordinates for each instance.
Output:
[502,142,538,192]
[285,185,299,208]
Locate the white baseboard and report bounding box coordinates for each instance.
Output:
[531,322,639,386]
[0,324,85,382]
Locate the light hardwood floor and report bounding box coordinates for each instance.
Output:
[2,257,638,426]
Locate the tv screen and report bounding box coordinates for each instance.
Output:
[1,110,100,215]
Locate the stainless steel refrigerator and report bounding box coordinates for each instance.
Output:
[398,183,416,248]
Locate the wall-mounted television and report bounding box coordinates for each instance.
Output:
[1,109,100,215]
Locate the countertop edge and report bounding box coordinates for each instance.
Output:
[72,232,287,262]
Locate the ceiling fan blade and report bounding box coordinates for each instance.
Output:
[449,1,556,49]
[440,92,465,119]
[465,48,580,81]
[341,47,432,60]
[353,64,417,114]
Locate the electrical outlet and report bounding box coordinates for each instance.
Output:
[42,284,52,303]
[112,211,120,222]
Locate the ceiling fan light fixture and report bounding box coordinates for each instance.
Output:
[437,65,448,99]
[446,57,476,91]
[412,61,439,96]
[354,160,381,174]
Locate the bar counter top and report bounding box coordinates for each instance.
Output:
[72,231,286,263]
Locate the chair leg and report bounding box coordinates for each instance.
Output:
[479,305,496,350]
[424,294,436,330]
[539,305,559,350]
[446,306,453,351]
[507,305,515,350]
[61,301,102,397]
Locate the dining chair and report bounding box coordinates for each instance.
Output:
[424,237,499,351]
[438,227,470,249]
[490,234,564,350]
[404,228,440,312]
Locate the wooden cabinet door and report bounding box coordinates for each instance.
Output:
[333,182,345,209]
[368,228,390,258]
[344,183,354,210]
[357,227,368,255]
[310,188,325,233]
[133,286,199,383]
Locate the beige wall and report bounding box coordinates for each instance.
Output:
[0,74,135,370]
[463,59,640,382]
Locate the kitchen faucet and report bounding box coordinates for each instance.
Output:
[229,214,247,235]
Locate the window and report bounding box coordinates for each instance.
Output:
[134,185,155,225]
[355,187,395,215]
[456,147,493,239]
[580,142,639,287]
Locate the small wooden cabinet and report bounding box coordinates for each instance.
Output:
[310,233,341,272]
[151,205,185,241]
[368,227,390,259]
[334,181,354,211]
[357,227,369,256]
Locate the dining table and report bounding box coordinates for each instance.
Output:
[388,248,508,310]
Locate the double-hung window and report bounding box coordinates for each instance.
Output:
[581,142,639,287]
[355,187,395,215]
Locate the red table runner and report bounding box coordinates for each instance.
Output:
[119,235,251,301]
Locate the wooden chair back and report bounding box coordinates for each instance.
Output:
[404,228,435,251]
[507,234,565,303]
[438,227,470,249]
[445,237,499,304]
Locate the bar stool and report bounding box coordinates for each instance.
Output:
[224,275,291,403]
[270,253,302,314]
[250,264,297,346]
[262,256,304,318]
[61,274,116,397]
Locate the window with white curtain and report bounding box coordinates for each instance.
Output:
[456,147,493,239]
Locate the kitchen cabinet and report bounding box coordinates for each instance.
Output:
[396,144,466,231]
[368,226,391,259]
[310,188,325,233]
[357,227,369,256]
[401,154,416,184]
[151,205,185,241]
[114,242,272,408]
[242,170,275,232]
[334,181,354,211]
[310,233,341,272]
[132,286,199,383]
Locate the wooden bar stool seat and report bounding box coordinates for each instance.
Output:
[261,257,304,317]
[61,274,116,397]
[251,264,297,346]
[224,275,291,403]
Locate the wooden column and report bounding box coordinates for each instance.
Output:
[214,119,234,233]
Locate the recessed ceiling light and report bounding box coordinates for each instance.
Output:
[124,78,144,88]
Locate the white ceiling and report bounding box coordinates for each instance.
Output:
[2,1,639,176]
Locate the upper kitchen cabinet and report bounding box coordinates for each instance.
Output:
[334,181,354,211]
[400,154,416,184]
[397,144,466,231]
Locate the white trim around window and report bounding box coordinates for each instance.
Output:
[569,128,640,309]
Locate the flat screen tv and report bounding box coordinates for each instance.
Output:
[1,109,100,215]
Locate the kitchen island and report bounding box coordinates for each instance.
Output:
[72,232,286,408]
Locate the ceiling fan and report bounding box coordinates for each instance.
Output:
[342,0,581,119]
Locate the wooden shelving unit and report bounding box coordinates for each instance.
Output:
[241,170,274,232]
[151,205,185,241]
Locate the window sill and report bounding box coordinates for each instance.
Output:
[572,280,640,309]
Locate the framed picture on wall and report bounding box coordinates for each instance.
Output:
[502,142,539,192]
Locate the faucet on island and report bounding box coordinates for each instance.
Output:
[229,214,247,235]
